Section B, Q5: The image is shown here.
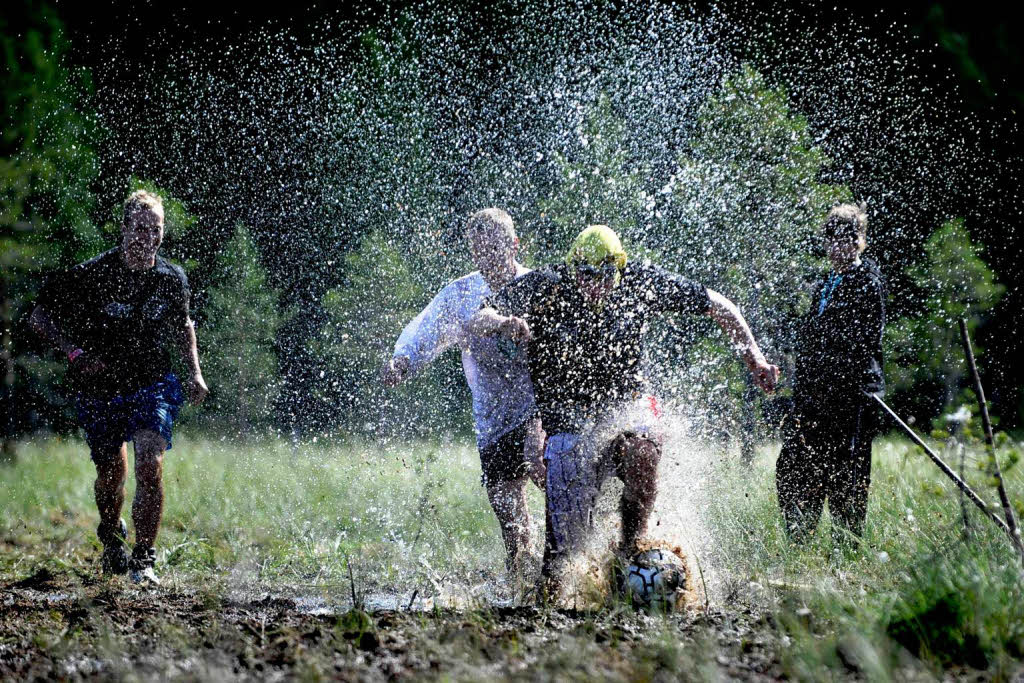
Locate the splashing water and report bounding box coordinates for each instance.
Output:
[52,1,1018,605]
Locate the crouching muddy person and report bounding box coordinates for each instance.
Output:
[469,225,779,597]
[776,203,885,545]
[29,190,209,585]
[381,208,544,581]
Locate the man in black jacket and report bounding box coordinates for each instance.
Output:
[776,203,885,543]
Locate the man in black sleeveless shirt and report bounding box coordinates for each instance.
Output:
[30,190,209,585]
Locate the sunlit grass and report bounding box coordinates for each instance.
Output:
[2,430,1022,677]
[0,434,542,599]
[705,435,1024,678]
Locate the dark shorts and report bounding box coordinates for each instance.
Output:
[479,418,536,487]
[76,373,185,456]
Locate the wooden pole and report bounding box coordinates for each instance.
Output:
[958,319,1021,548]
[867,392,1024,561]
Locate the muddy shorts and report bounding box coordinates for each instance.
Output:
[76,373,185,456]
[478,417,537,487]
[545,396,663,554]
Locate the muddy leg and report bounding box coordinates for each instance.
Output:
[522,417,546,491]
[93,443,128,544]
[131,430,166,551]
[829,402,873,544]
[486,477,531,574]
[539,500,565,601]
[614,434,662,556]
[776,434,826,542]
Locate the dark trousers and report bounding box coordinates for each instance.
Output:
[775,392,877,542]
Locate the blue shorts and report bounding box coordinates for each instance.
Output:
[76,373,185,455]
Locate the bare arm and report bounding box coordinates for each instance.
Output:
[706,289,779,393]
[176,318,209,404]
[381,283,463,388]
[29,305,106,375]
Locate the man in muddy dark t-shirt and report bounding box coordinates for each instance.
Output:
[470,225,779,595]
[37,247,191,399]
[30,190,209,585]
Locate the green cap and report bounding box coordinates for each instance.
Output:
[566,224,627,269]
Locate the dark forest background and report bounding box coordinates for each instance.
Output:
[2,0,1022,449]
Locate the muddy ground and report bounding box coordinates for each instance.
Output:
[1,566,791,681]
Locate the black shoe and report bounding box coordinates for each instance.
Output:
[100,519,130,576]
[129,546,160,586]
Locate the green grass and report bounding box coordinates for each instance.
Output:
[706,435,1024,680]
[0,434,537,601]
[1,430,1022,679]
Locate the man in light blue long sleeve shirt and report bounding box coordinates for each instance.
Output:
[381,208,543,577]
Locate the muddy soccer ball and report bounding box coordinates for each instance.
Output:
[621,548,687,611]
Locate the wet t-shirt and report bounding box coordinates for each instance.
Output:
[488,261,711,433]
[36,247,190,398]
[392,267,536,450]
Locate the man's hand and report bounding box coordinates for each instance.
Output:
[497,316,532,344]
[73,353,107,376]
[381,356,411,388]
[750,360,780,393]
[185,373,209,405]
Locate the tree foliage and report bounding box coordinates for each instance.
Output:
[315,230,470,437]
[1,5,106,447]
[668,65,849,355]
[202,224,283,434]
[538,93,649,261]
[886,218,1005,419]
[664,65,849,441]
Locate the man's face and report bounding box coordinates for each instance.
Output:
[825,230,861,266]
[573,260,619,305]
[467,228,516,282]
[121,209,164,261]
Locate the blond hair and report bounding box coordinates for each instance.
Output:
[466,208,516,242]
[123,189,164,225]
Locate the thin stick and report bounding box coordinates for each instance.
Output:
[343,552,361,609]
[867,392,1024,560]
[958,319,1021,545]
[958,439,971,538]
[692,552,710,616]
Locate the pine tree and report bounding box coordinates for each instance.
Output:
[203,225,282,434]
[538,93,649,261]
[666,65,849,452]
[886,219,1005,419]
[2,4,106,451]
[315,229,469,437]
[670,64,849,358]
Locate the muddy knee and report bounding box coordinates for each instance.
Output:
[615,435,661,502]
[94,446,128,486]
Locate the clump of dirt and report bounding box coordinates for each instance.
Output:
[9,568,60,590]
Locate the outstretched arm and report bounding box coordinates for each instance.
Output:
[176,318,209,404]
[706,289,779,393]
[382,284,462,388]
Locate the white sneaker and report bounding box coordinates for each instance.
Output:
[129,547,161,586]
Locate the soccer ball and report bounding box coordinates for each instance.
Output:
[620,548,688,611]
